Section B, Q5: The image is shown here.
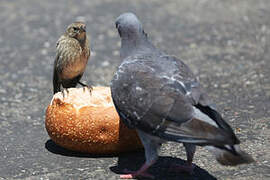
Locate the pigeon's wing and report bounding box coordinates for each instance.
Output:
[152,56,239,145]
[111,55,239,146]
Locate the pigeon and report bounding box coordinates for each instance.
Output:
[111,12,254,179]
[53,22,91,94]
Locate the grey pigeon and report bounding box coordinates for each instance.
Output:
[111,12,254,179]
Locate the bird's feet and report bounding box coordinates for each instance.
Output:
[169,162,195,175]
[120,169,154,179]
[83,85,93,94]
[61,88,69,99]
[120,161,156,179]
[78,81,93,94]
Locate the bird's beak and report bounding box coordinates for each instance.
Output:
[115,21,122,37]
[80,26,86,32]
[115,21,119,29]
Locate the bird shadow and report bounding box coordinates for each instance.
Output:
[45,139,117,158]
[110,151,217,180]
[45,139,216,179]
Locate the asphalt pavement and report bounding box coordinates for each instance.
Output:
[0,0,269,179]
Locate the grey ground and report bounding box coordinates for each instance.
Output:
[0,0,269,179]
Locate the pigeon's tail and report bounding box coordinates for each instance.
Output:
[205,145,254,166]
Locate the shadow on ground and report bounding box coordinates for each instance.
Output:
[45,139,117,158]
[46,139,216,179]
[111,151,217,180]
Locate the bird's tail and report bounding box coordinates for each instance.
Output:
[53,69,61,94]
[205,145,254,166]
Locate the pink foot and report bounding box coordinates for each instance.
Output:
[169,163,195,174]
[120,160,156,179]
[120,169,154,179]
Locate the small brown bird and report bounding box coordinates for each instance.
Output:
[53,22,91,94]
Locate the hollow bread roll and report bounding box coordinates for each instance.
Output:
[45,87,143,154]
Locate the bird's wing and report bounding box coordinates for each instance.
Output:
[53,55,61,93]
[54,36,82,73]
[112,55,239,146]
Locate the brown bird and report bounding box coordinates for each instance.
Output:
[53,22,91,94]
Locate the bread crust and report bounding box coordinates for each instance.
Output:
[45,87,142,154]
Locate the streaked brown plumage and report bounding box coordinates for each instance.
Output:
[53,22,91,94]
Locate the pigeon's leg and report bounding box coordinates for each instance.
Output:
[170,143,196,174]
[120,130,160,179]
[78,81,93,93]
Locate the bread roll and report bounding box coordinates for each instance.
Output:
[45,87,143,154]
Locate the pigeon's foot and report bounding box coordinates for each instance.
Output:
[169,163,195,175]
[120,161,155,179]
[120,170,154,179]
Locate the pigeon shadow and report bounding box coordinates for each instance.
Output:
[110,151,217,180]
[46,139,216,179]
[45,139,117,158]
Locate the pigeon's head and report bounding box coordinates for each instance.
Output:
[66,22,87,43]
[115,13,145,39]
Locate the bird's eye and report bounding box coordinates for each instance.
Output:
[73,27,79,31]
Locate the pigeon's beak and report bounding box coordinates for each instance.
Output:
[115,21,120,29]
[115,20,122,37]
